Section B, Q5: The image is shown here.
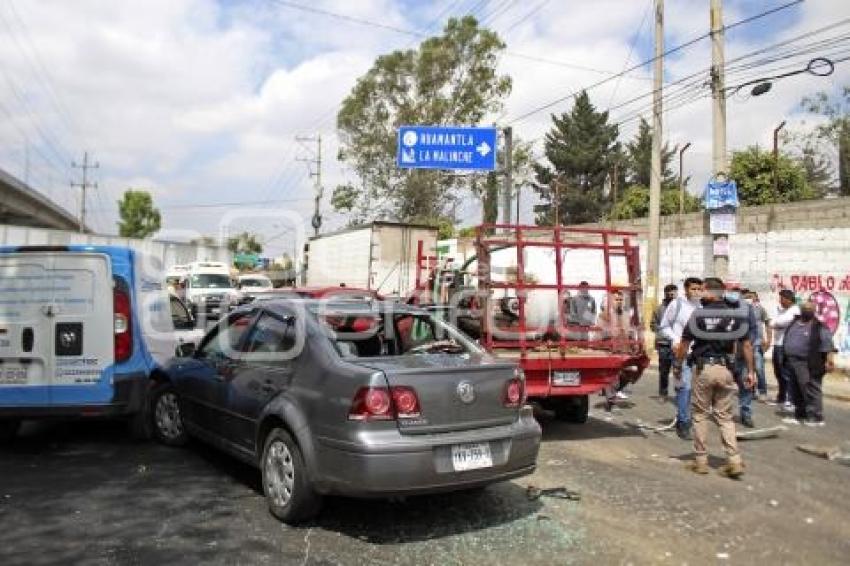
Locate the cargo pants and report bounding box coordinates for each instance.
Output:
[691,364,742,466]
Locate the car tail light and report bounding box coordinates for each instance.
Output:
[113,278,132,362]
[349,387,393,421]
[348,386,422,421]
[504,368,525,408]
[392,387,421,418]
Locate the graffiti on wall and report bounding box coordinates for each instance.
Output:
[768,274,850,357]
[770,273,850,293]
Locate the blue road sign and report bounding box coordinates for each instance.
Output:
[397,125,498,171]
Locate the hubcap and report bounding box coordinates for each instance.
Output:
[264,440,295,508]
[155,392,184,440]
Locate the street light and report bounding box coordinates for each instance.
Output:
[773,121,787,201]
[678,142,692,218]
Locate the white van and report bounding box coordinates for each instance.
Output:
[0,245,204,440]
[182,261,240,319]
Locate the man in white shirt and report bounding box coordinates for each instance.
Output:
[658,277,704,440]
[769,289,800,410]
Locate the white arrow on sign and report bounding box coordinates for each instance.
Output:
[476,141,491,157]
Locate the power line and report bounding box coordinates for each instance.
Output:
[607,0,653,108]
[500,0,553,36]
[507,0,804,124]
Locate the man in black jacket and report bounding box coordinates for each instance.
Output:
[782,300,836,427]
[651,284,678,397]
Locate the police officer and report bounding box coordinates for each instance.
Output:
[673,277,755,479]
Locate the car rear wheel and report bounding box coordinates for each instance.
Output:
[261,428,321,524]
[151,383,189,446]
[0,419,21,443]
[552,395,589,424]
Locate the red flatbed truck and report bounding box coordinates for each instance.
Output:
[410,223,650,423]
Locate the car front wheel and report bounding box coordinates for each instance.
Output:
[261,428,321,524]
[151,383,189,446]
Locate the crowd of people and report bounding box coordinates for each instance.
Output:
[650,276,837,478]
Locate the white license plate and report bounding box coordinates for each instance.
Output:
[0,365,28,385]
[553,371,581,386]
[451,442,493,472]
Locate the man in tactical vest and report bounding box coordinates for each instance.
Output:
[673,277,755,479]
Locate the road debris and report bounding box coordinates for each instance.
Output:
[526,486,581,502]
[796,444,842,460]
[736,425,786,441]
[624,418,676,434]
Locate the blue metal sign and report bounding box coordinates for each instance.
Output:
[704,179,739,210]
[397,125,498,171]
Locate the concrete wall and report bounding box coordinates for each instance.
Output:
[568,197,850,366]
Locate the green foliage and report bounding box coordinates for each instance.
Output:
[434,218,456,240]
[729,146,813,205]
[117,190,161,239]
[624,118,678,190]
[227,232,263,254]
[610,185,702,220]
[534,91,620,225]
[334,16,511,223]
[457,226,477,238]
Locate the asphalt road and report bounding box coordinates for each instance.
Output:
[1,371,848,566]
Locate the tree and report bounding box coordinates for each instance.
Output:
[334,16,511,224]
[610,185,702,220]
[227,232,263,254]
[533,91,620,225]
[117,190,161,238]
[624,117,678,189]
[800,86,850,195]
[729,146,813,205]
[470,139,535,226]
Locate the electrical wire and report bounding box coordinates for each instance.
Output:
[607,0,653,109]
[506,0,805,124]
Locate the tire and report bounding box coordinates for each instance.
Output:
[0,420,21,443]
[261,428,322,524]
[553,395,590,424]
[150,383,189,446]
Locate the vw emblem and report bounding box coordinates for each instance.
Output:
[457,381,475,404]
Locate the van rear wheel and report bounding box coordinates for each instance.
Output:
[0,419,21,443]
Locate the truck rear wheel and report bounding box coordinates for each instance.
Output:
[553,396,589,424]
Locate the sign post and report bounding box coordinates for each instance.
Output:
[397,125,498,171]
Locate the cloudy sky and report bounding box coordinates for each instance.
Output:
[1,0,848,258]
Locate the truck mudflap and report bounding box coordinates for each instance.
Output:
[520,353,650,398]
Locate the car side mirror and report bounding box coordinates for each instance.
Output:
[176,342,197,358]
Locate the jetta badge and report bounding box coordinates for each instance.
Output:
[457,381,475,404]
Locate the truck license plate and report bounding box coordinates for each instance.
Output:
[451,442,493,472]
[553,371,581,386]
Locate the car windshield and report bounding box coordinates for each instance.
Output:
[311,306,480,358]
[190,274,232,288]
[241,278,271,288]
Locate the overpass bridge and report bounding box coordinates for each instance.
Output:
[0,166,83,231]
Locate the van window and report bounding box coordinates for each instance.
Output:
[170,296,193,328]
[190,274,231,288]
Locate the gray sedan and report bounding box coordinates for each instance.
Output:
[150,299,541,524]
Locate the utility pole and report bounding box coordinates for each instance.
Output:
[645,0,664,325]
[296,135,323,237]
[71,151,99,233]
[501,126,514,226]
[610,161,619,229]
[678,142,692,217]
[773,120,787,200]
[710,0,728,277]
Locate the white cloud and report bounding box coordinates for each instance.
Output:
[0,0,849,253]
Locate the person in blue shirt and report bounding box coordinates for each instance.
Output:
[728,284,760,428]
